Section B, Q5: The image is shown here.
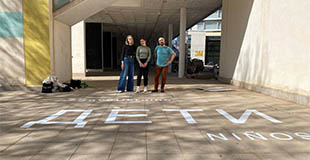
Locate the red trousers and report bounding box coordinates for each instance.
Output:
[154,65,169,90]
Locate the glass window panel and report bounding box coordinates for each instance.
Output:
[218,9,222,18]
[54,0,72,11]
[197,22,204,31]
[205,22,218,30]
[208,12,218,18]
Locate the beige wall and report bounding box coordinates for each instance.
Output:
[220,0,254,80]
[0,0,22,12]
[72,21,86,79]
[0,0,25,86]
[0,38,25,86]
[221,0,310,104]
[54,20,72,83]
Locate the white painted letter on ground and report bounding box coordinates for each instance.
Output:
[216,109,282,124]
[206,133,228,141]
[244,131,268,140]
[295,132,310,140]
[105,109,152,124]
[21,110,93,128]
[270,132,293,141]
[162,109,203,124]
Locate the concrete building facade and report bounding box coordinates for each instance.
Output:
[220,0,310,105]
[0,0,309,106]
[188,8,222,66]
[0,0,50,87]
[0,0,25,86]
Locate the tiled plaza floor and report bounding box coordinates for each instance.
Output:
[1,73,310,160]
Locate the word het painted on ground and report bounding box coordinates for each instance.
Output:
[21,109,281,128]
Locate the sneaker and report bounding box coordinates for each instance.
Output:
[160,89,165,93]
[143,86,148,92]
[136,86,140,93]
[152,89,158,93]
[117,90,124,93]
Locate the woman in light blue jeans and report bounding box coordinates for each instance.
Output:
[117,35,136,93]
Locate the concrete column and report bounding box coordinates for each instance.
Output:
[179,8,186,78]
[54,20,72,83]
[72,21,86,79]
[168,24,173,72]
[163,32,167,41]
[168,24,173,48]
[49,0,55,76]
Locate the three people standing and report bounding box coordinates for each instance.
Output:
[117,35,175,93]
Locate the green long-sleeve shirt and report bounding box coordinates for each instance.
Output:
[136,46,151,63]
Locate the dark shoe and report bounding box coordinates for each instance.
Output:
[161,89,165,93]
[152,89,158,93]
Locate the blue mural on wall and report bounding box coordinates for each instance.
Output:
[0,12,23,38]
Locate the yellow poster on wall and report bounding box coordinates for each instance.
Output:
[195,50,204,57]
[23,0,51,86]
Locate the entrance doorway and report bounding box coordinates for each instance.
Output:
[85,23,118,75]
[205,36,221,65]
[86,23,102,71]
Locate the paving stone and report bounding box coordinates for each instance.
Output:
[0,154,32,160]
[109,153,146,160]
[70,154,110,160]
[148,153,185,160]
[183,154,221,160]
[31,154,72,160]
[74,142,113,155]
[1,75,310,159]
[147,142,182,154]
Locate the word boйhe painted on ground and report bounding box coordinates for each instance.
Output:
[21,109,281,128]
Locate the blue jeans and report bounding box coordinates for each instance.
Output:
[117,57,134,91]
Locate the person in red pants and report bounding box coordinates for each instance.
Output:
[152,37,176,93]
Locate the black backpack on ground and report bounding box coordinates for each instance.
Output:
[70,79,82,89]
[58,85,72,92]
[42,82,53,93]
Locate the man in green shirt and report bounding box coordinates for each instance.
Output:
[136,38,151,93]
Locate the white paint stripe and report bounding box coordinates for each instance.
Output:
[162,109,203,124]
[105,110,119,122]
[105,109,152,124]
[117,114,148,117]
[105,121,152,124]
[163,109,204,112]
[68,98,171,102]
[216,109,282,124]
[180,110,197,124]
[112,109,150,112]
[21,110,92,128]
